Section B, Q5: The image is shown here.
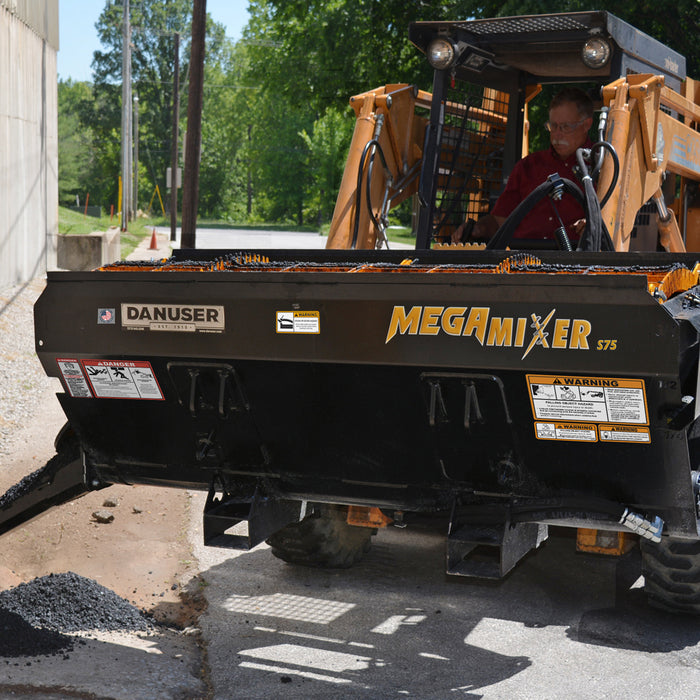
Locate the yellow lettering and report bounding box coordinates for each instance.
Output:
[442,307,467,336]
[463,307,490,345]
[487,317,513,346]
[420,306,444,335]
[386,306,422,343]
[569,320,591,349]
[515,318,527,347]
[552,319,570,349]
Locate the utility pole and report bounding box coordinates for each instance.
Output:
[170,32,180,242]
[181,0,206,249]
[120,0,132,231]
[133,93,139,216]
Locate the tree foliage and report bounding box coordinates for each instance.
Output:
[57,80,94,205]
[58,0,700,224]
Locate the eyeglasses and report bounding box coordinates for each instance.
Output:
[544,119,586,133]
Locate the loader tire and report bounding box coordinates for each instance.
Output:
[267,505,373,569]
[641,537,700,614]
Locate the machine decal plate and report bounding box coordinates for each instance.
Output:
[81,360,164,400]
[276,310,320,334]
[534,421,597,442]
[57,358,93,398]
[599,424,651,443]
[121,303,225,333]
[527,374,649,443]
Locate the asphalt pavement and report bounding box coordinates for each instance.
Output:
[127,226,412,261]
[190,513,700,699]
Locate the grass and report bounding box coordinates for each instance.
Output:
[385,225,416,246]
[58,206,416,258]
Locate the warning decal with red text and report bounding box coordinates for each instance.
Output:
[81,360,163,400]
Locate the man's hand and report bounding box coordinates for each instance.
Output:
[452,215,505,243]
[571,219,586,237]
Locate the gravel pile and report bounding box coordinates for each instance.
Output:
[0,572,155,634]
[0,279,59,458]
[0,571,157,658]
[0,607,74,658]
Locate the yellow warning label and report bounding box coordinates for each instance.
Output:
[535,422,598,442]
[527,374,648,425]
[599,425,651,443]
[276,310,320,334]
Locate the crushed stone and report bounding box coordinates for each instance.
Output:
[0,572,156,636]
[0,280,61,457]
[0,572,158,658]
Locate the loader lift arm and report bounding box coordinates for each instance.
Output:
[326,84,432,250]
[599,74,700,252]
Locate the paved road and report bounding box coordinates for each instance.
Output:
[145,226,413,255]
[191,511,700,699]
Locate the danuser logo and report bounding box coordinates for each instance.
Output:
[121,303,225,331]
[385,305,591,360]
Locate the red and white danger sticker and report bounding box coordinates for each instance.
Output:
[82,360,163,399]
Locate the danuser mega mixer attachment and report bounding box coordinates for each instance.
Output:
[3,12,700,613]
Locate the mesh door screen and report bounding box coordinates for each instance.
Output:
[430,80,509,242]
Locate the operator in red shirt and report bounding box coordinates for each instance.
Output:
[454,87,594,243]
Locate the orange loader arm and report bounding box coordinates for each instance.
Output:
[326,84,431,250]
[599,74,700,252]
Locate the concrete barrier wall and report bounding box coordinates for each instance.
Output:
[0,2,58,291]
[57,229,121,271]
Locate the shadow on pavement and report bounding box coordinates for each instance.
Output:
[182,520,700,699]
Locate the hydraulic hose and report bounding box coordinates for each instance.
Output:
[575,144,616,251]
[485,177,586,250]
[351,138,391,249]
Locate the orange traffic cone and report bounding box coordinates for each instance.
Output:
[148,228,158,250]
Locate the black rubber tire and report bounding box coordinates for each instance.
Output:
[266,505,374,568]
[641,536,700,614]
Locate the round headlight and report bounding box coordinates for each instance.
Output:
[427,38,456,70]
[582,37,611,69]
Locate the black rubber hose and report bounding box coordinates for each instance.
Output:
[588,140,619,208]
[575,146,615,252]
[485,178,585,250]
[351,138,390,249]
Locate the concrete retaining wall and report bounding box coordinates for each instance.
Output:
[57,229,121,271]
[0,1,58,291]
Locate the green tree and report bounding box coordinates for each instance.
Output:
[299,108,354,225]
[88,0,232,215]
[199,25,251,219]
[58,79,95,206]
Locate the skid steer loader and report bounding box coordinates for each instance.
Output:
[3,11,700,613]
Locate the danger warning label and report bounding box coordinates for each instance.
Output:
[527,374,649,444]
[535,422,597,442]
[82,360,163,400]
[527,374,648,425]
[599,425,651,443]
[57,358,92,398]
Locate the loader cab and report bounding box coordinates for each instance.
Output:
[408,11,686,248]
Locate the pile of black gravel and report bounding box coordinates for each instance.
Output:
[0,572,156,657]
[0,607,74,658]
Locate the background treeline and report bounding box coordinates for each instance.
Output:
[58,0,700,226]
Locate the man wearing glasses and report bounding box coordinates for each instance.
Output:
[455,87,594,243]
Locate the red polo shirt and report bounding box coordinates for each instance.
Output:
[492,143,591,239]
